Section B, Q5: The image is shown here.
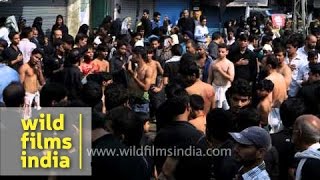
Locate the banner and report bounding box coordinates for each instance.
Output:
[272,14,286,28]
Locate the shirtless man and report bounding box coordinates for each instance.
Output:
[256,79,274,128]
[146,48,164,120]
[19,48,45,118]
[262,55,287,133]
[92,44,109,72]
[180,56,215,114]
[207,43,234,110]
[274,46,292,89]
[146,48,164,91]
[128,46,153,119]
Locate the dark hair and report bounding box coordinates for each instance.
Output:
[77,24,89,35]
[117,40,127,49]
[286,38,300,48]
[8,31,19,40]
[132,46,147,60]
[92,110,107,130]
[96,44,109,53]
[63,34,75,46]
[53,38,64,48]
[153,11,161,17]
[87,72,112,85]
[143,9,150,14]
[248,34,259,42]
[165,83,184,99]
[238,34,248,41]
[235,108,260,131]
[20,27,33,39]
[65,48,83,65]
[109,106,143,146]
[227,79,252,97]
[212,32,222,40]
[55,15,64,24]
[256,79,274,92]
[218,43,228,49]
[190,94,204,111]
[186,39,197,49]
[280,98,307,128]
[179,60,200,78]
[3,82,25,107]
[75,33,88,44]
[31,48,44,57]
[274,46,286,55]
[81,81,102,108]
[104,83,129,111]
[0,39,8,48]
[171,44,182,56]
[200,15,207,22]
[137,25,145,33]
[206,108,233,141]
[309,63,320,75]
[266,55,279,69]
[308,49,319,59]
[166,90,190,117]
[40,83,67,107]
[261,36,273,46]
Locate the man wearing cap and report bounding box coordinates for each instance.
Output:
[297,63,320,115]
[230,126,272,180]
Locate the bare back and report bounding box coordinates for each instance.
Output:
[277,64,292,90]
[19,63,39,93]
[186,80,215,114]
[266,72,288,108]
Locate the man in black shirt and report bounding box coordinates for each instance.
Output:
[227,34,257,85]
[177,9,195,34]
[3,32,23,71]
[297,63,320,115]
[154,90,202,174]
[271,98,306,180]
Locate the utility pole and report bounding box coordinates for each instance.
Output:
[293,0,308,36]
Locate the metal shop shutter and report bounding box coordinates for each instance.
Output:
[155,0,190,26]
[0,0,67,35]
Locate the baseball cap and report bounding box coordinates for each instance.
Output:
[229,126,271,150]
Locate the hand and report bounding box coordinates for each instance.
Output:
[289,64,296,71]
[17,54,23,62]
[151,86,161,93]
[241,59,249,65]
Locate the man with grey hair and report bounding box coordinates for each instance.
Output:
[196,43,212,82]
[292,115,320,180]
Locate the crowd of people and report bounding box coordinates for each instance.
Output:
[0,8,320,180]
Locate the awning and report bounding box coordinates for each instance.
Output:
[227,0,268,7]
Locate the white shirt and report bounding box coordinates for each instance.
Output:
[194,25,208,43]
[18,38,36,63]
[0,27,10,45]
[285,55,308,97]
[297,46,320,64]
